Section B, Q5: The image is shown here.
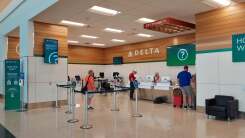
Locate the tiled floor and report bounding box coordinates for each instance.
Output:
[0,93,245,138]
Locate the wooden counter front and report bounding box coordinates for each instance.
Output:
[137,88,173,103]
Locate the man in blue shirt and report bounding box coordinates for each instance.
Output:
[177,65,193,109]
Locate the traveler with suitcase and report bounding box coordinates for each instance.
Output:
[177,65,193,109]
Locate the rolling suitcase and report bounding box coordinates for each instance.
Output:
[173,88,183,108]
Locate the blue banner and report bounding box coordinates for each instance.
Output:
[43,39,58,64]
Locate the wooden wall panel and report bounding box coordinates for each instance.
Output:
[104,33,195,64]
[7,37,19,59]
[196,2,245,51]
[34,22,68,57]
[68,45,105,64]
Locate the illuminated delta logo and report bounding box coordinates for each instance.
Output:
[177,49,188,61]
[48,51,58,64]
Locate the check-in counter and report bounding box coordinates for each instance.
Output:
[138,82,172,103]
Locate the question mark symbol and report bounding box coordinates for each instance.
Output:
[177,49,188,61]
[180,51,185,59]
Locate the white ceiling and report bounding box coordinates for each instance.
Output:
[30,0,243,47]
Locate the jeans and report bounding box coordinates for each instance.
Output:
[130,82,135,99]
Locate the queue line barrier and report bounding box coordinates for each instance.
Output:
[56,84,79,123]
[74,86,143,129]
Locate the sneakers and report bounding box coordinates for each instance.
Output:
[183,105,194,110]
[88,106,94,110]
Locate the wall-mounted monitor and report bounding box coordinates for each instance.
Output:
[43,39,58,64]
[75,75,81,81]
[113,56,123,65]
[99,72,104,78]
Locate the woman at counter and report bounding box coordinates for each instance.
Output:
[153,72,161,83]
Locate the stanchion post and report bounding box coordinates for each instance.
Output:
[67,87,79,123]
[80,91,92,129]
[132,88,143,117]
[55,85,60,108]
[111,91,119,111]
[65,87,72,114]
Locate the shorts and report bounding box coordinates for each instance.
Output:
[180,86,193,97]
[87,91,94,98]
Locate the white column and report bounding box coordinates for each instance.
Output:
[0,36,8,96]
[19,21,34,57]
[19,21,34,103]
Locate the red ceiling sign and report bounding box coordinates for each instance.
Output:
[144,17,195,34]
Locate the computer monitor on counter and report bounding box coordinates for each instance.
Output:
[161,76,171,82]
[145,75,154,82]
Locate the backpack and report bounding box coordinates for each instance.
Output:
[153,96,168,104]
[81,76,91,92]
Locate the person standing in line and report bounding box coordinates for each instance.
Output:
[129,70,137,100]
[177,65,193,109]
[84,70,96,110]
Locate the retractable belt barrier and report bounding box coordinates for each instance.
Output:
[56,84,79,123]
[74,86,142,129]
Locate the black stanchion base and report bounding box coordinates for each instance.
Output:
[80,125,93,129]
[132,113,143,117]
[111,108,120,111]
[65,111,72,114]
[67,119,79,123]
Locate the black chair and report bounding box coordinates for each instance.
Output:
[205,95,238,120]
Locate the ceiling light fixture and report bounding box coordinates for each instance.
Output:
[136,17,156,24]
[81,35,98,39]
[111,39,126,43]
[67,40,79,44]
[104,28,124,33]
[88,6,121,16]
[136,33,153,38]
[92,43,105,46]
[60,20,86,27]
[213,0,231,6]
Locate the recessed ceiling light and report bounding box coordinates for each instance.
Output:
[88,6,121,16]
[213,0,231,6]
[81,35,98,39]
[104,28,124,33]
[202,0,232,7]
[111,39,126,43]
[68,40,79,44]
[92,43,105,46]
[60,20,86,27]
[136,18,156,24]
[136,33,153,38]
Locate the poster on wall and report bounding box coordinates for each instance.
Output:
[232,34,245,62]
[5,60,20,110]
[43,39,58,64]
[167,44,196,66]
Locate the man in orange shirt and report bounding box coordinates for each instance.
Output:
[84,70,96,110]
